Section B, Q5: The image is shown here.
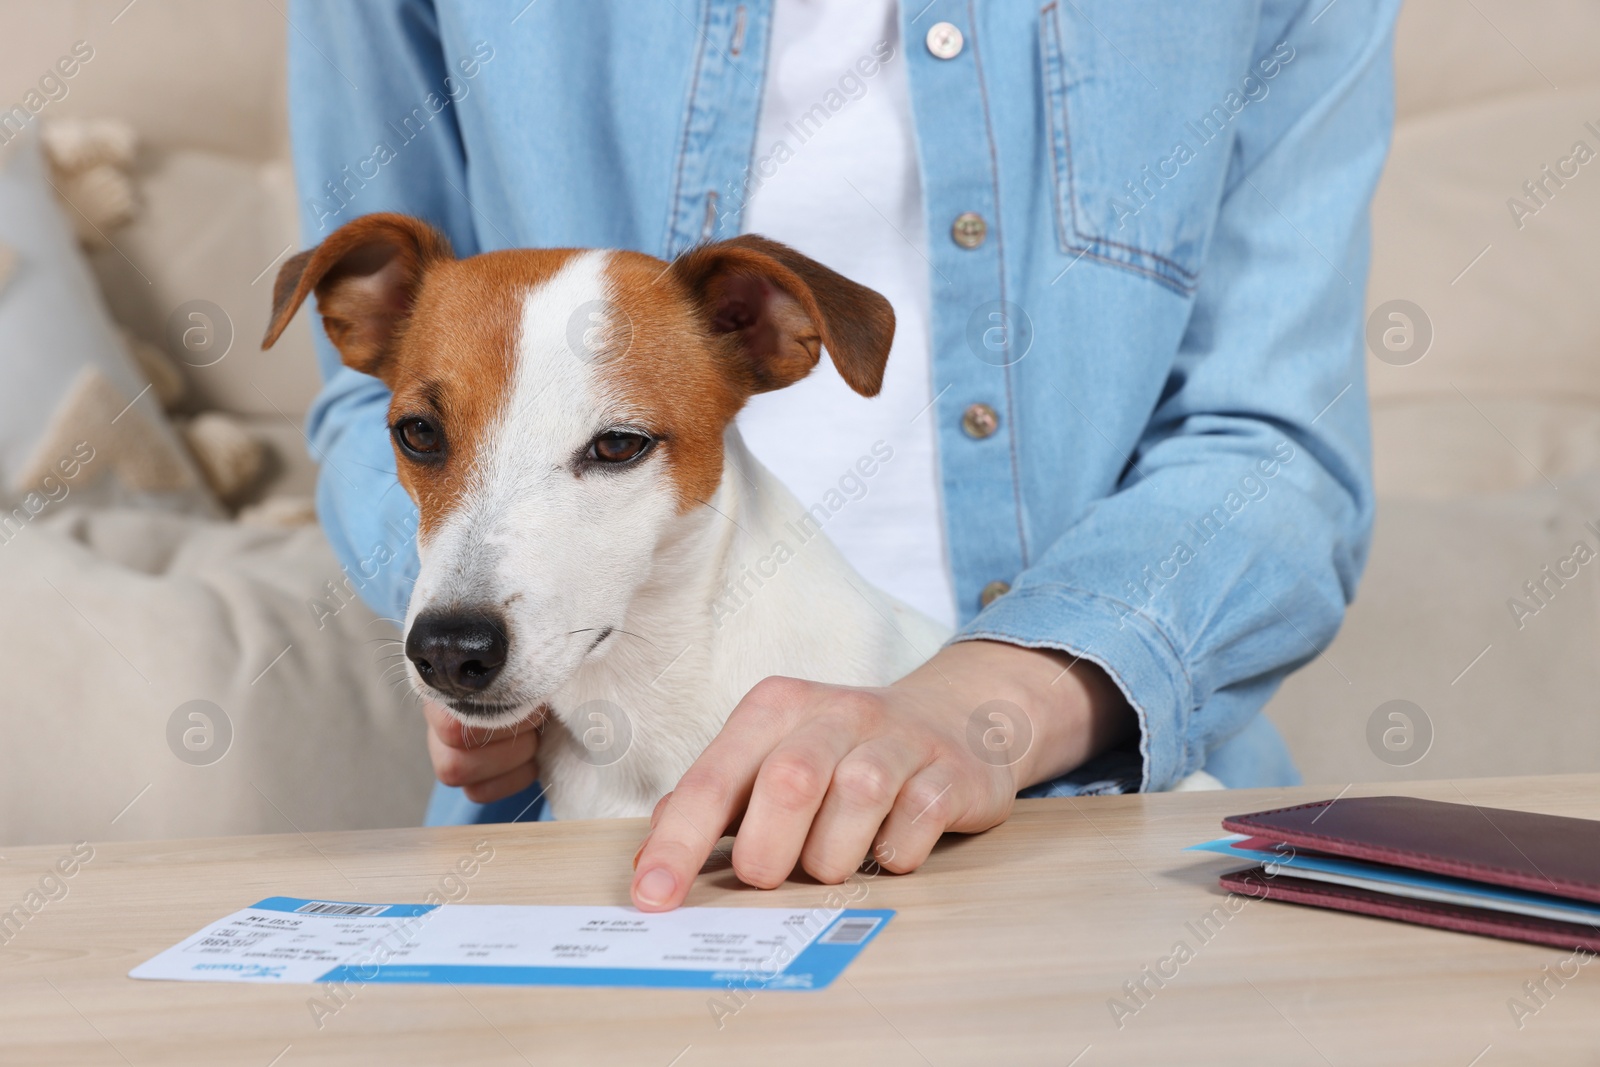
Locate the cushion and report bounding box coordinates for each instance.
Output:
[1393,0,1600,123]
[86,146,321,419]
[1373,397,1600,499]
[0,0,290,162]
[1369,84,1600,403]
[0,505,433,846]
[0,131,215,516]
[1365,83,1600,498]
[1266,473,1600,785]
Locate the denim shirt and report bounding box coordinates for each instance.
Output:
[287,0,1399,822]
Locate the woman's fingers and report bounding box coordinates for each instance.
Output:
[461,757,539,804]
[731,718,864,889]
[629,677,812,911]
[797,737,925,884]
[871,767,964,874]
[424,701,539,789]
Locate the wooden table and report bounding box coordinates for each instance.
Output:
[4,775,1599,1065]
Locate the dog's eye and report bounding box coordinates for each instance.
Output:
[587,431,651,465]
[396,417,443,456]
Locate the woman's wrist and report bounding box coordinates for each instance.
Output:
[903,639,1139,791]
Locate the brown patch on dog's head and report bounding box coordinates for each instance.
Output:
[263,213,583,538]
[597,235,897,510]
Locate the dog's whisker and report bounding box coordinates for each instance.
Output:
[612,627,657,649]
[568,626,657,649]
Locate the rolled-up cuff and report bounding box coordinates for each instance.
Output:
[950,583,1197,793]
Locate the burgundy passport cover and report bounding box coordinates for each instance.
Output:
[1216,796,1600,950]
[1218,868,1600,953]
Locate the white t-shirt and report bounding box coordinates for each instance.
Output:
[737,0,956,629]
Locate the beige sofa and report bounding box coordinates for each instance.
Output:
[0,2,433,846]
[0,0,1595,847]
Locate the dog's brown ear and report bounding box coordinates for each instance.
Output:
[670,234,895,398]
[261,213,453,382]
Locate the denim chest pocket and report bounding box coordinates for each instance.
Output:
[1039,1,1272,295]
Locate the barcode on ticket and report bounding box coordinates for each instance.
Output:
[294,901,390,917]
[819,917,881,945]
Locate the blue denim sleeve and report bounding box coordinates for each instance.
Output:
[959,1,1400,792]
[287,0,481,624]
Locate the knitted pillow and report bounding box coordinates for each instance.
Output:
[0,130,215,525]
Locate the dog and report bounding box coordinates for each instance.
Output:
[264,213,951,820]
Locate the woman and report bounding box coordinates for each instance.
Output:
[288,0,1398,911]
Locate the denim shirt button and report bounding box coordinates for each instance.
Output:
[925,22,964,60]
[979,580,1011,608]
[951,211,987,248]
[961,402,999,439]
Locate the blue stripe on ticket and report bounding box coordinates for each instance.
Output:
[314,909,895,990]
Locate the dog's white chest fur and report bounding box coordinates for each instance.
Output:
[537,430,950,820]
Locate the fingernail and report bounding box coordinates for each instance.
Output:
[632,838,648,871]
[635,867,676,907]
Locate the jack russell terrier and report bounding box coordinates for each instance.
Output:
[264,213,953,820]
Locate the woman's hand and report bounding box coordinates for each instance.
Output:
[629,640,1137,911]
[423,699,541,804]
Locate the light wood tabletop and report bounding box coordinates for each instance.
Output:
[3,774,1599,1066]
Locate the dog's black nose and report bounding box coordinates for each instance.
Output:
[406,610,509,697]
